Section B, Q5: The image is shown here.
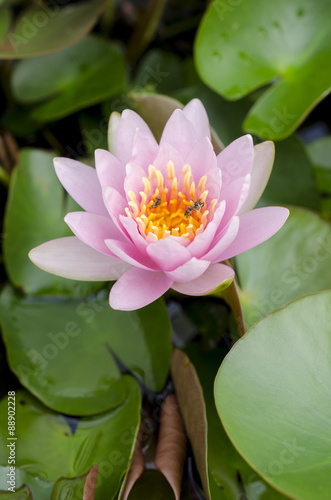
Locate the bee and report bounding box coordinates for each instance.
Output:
[184,199,204,217]
[151,197,161,209]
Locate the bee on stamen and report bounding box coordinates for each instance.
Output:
[151,197,161,209]
[184,199,205,217]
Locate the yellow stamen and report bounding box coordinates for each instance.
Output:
[167,161,175,179]
[125,163,214,242]
[198,175,207,191]
[128,191,136,202]
[143,177,151,193]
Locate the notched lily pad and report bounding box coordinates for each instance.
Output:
[195,0,331,140]
[0,286,171,415]
[0,382,141,500]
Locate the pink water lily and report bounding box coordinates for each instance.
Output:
[29,99,289,311]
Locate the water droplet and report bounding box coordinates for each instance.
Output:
[212,51,222,61]
[238,52,252,66]
[272,21,282,32]
[297,7,305,17]
[257,26,268,39]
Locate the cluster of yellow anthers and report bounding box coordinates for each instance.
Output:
[125,161,217,241]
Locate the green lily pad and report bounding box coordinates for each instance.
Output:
[195,0,331,140]
[11,35,127,122]
[0,0,106,58]
[51,470,92,500]
[236,207,331,328]
[172,348,287,500]
[259,135,319,210]
[0,286,171,415]
[0,466,53,499]
[0,383,140,500]
[3,148,101,298]
[215,291,331,500]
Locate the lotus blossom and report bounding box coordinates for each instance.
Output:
[29,99,289,311]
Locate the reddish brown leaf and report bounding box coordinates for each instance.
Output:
[171,349,211,500]
[83,464,98,500]
[154,394,187,500]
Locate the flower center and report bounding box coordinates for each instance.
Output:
[125,161,217,242]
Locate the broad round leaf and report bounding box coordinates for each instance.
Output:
[3,148,101,297]
[236,207,331,328]
[0,0,106,58]
[0,382,140,500]
[172,348,287,500]
[11,35,126,121]
[0,286,171,415]
[215,291,331,500]
[195,0,331,140]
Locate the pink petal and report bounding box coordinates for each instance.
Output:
[64,212,125,255]
[165,258,210,283]
[172,263,234,295]
[220,174,251,227]
[204,167,222,203]
[183,99,211,141]
[95,149,125,194]
[54,158,108,217]
[239,141,275,213]
[116,110,154,164]
[109,268,172,311]
[217,135,254,191]
[187,201,225,258]
[119,215,148,254]
[102,186,128,230]
[105,239,157,270]
[185,137,217,179]
[146,238,191,272]
[29,236,130,281]
[108,111,121,154]
[217,207,290,262]
[131,128,159,169]
[153,142,185,180]
[160,109,196,159]
[124,163,147,198]
[203,217,240,262]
